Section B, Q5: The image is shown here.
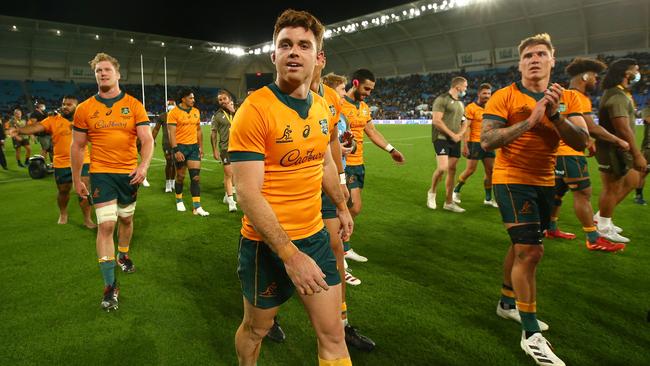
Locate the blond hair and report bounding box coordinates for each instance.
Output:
[89,52,120,72]
[518,33,554,57]
[322,73,347,89]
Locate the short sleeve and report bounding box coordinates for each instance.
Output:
[40,117,53,134]
[432,96,446,113]
[606,94,632,119]
[73,104,88,132]
[465,104,475,120]
[134,101,150,126]
[563,91,583,117]
[228,100,267,161]
[166,109,178,125]
[483,88,509,124]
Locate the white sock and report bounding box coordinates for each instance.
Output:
[598,216,612,231]
[227,195,236,204]
[342,318,349,327]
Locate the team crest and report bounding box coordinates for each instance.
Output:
[558,103,566,113]
[329,105,336,116]
[276,125,293,143]
[121,107,130,115]
[319,119,328,135]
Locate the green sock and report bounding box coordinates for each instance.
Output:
[343,241,351,252]
[520,311,541,333]
[453,180,465,193]
[99,261,116,287]
[485,188,492,201]
[548,220,558,231]
[586,230,600,243]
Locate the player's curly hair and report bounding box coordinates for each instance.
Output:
[518,33,554,57]
[274,9,325,51]
[565,58,607,77]
[89,53,120,72]
[601,58,637,90]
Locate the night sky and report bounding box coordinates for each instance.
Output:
[1,1,411,45]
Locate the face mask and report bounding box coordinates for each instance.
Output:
[458,90,466,98]
[629,72,641,85]
[167,105,175,112]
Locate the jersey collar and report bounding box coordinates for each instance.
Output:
[94,91,125,108]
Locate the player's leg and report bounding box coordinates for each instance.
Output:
[454,142,479,201]
[14,142,23,167]
[483,156,497,205]
[56,182,71,224]
[443,143,464,212]
[24,141,31,163]
[187,158,208,216]
[223,151,237,212]
[92,174,120,311]
[429,152,448,209]
[163,146,175,192]
[635,171,647,205]
[175,152,188,211]
[545,176,574,239]
[114,173,139,273]
[235,298,280,366]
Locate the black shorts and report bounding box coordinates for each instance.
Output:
[12,138,30,149]
[467,141,496,160]
[493,184,554,231]
[433,139,460,158]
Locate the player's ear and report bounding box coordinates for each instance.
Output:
[270,51,276,64]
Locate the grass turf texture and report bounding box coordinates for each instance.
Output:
[0,125,648,366]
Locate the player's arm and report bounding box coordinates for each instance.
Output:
[612,115,646,172]
[329,127,348,200]
[543,84,589,151]
[167,122,184,162]
[583,113,629,150]
[71,130,89,196]
[481,97,547,151]
[131,124,154,184]
[322,144,353,240]
[151,119,161,140]
[232,160,330,295]
[210,116,220,160]
[9,123,46,136]
[431,111,458,141]
[197,121,204,158]
[364,121,405,164]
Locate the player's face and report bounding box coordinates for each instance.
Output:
[518,44,555,82]
[60,98,77,117]
[478,88,491,104]
[354,79,375,101]
[217,94,231,109]
[95,61,120,92]
[334,83,346,98]
[13,109,21,119]
[182,93,195,108]
[272,26,318,87]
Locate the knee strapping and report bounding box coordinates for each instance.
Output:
[507,224,542,245]
[117,202,136,218]
[189,169,200,196]
[95,204,118,224]
[568,179,591,191]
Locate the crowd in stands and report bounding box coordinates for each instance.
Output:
[1,52,648,122]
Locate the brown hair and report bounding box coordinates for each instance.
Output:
[217,89,232,100]
[478,83,492,91]
[273,9,325,51]
[451,76,467,87]
[322,73,348,89]
[89,52,120,72]
[518,33,554,57]
[565,57,607,77]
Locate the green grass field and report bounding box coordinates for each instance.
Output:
[1,125,648,366]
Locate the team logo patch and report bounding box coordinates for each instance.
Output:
[319,119,329,135]
[93,188,100,199]
[519,200,533,215]
[329,105,336,116]
[559,103,567,113]
[90,111,99,119]
[121,107,130,115]
[303,125,311,138]
[259,282,278,298]
[276,125,293,143]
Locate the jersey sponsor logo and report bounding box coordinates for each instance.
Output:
[259,282,278,298]
[303,125,311,138]
[276,125,293,144]
[94,120,128,129]
[105,110,113,116]
[121,107,131,115]
[519,200,533,215]
[319,119,328,135]
[279,148,325,167]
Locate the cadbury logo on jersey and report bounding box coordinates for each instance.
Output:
[95,120,127,129]
[280,148,324,167]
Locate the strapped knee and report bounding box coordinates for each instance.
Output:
[507,224,542,245]
[117,202,136,218]
[568,179,591,192]
[189,168,200,181]
[95,203,118,224]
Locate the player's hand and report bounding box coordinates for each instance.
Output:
[632,153,648,173]
[213,151,221,161]
[390,149,405,164]
[449,133,461,143]
[283,250,329,296]
[174,151,185,162]
[74,179,89,197]
[340,183,350,202]
[616,138,630,151]
[341,145,353,156]
[529,98,548,128]
[199,147,204,160]
[462,145,469,158]
[6,127,17,138]
[586,141,597,157]
[129,164,148,185]
[544,83,564,119]
[337,208,354,241]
